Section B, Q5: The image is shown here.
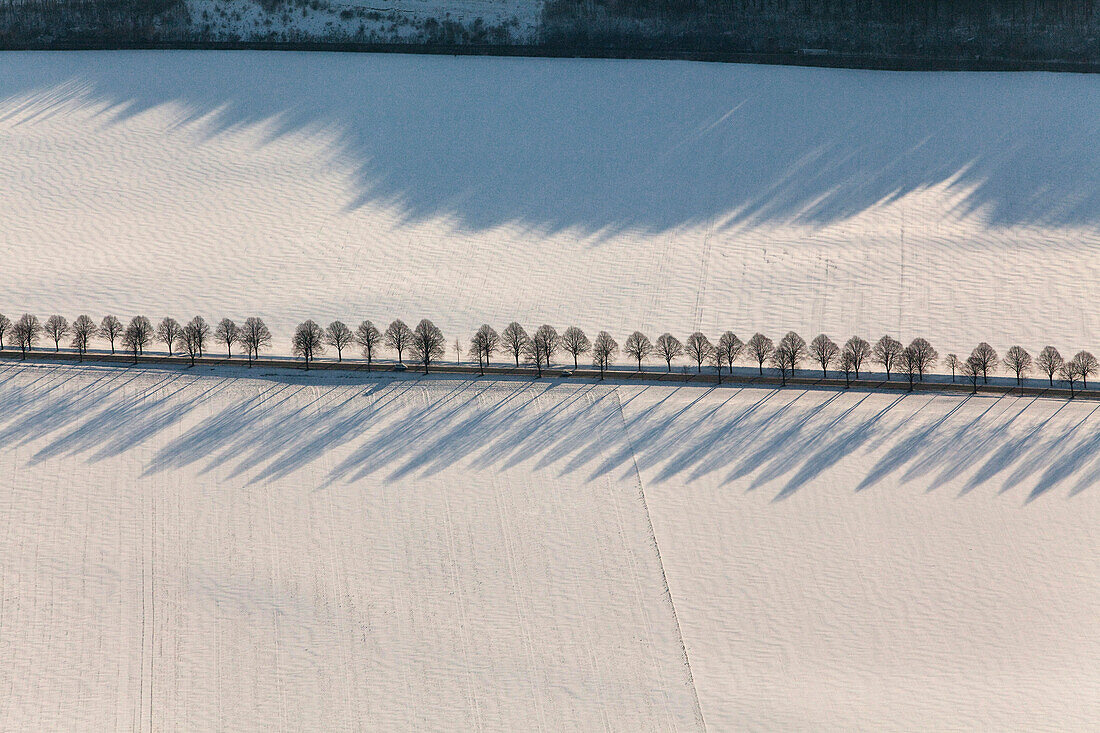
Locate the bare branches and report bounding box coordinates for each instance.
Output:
[1036,346,1063,387]
[809,333,838,377]
[592,331,618,379]
[385,319,413,364]
[970,342,999,384]
[241,317,272,366]
[292,320,324,369]
[907,337,937,380]
[216,318,241,358]
[873,335,902,380]
[778,331,807,375]
[157,317,182,356]
[355,321,382,370]
[410,319,445,374]
[1073,351,1098,388]
[717,331,743,373]
[122,316,153,362]
[500,322,529,368]
[1059,358,1082,397]
[100,315,122,354]
[533,325,560,372]
[1004,346,1032,386]
[13,314,41,358]
[324,320,352,362]
[843,336,870,379]
[71,315,96,362]
[44,315,68,351]
[655,333,683,372]
[624,331,652,371]
[685,332,714,374]
[560,326,589,369]
[0,314,10,351]
[747,333,774,376]
[469,324,499,375]
[187,316,210,357]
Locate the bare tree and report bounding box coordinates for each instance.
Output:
[469,324,498,375]
[843,336,871,378]
[945,353,960,382]
[122,316,153,362]
[809,334,838,377]
[839,348,856,387]
[560,326,590,369]
[0,313,10,351]
[685,332,714,373]
[898,345,919,390]
[522,336,545,377]
[187,316,210,357]
[410,319,445,374]
[747,333,774,375]
[907,337,938,380]
[355,320,382,371]
[624,331,653,371]
[500,322,529,367]
[292,319,324,369]
[240,317,272,366]
[778,331,807,375]
[157,317,182,356]
[67,314,95,361]
[717,331,743,373]
[655,333,683,372]
[970,342,999,384]
[43,315,68,351]
[216,318,241,358]
[592,331,618,379]
[12,314,41,358]
[960,355,983,393]
[533,325,560,369]
[1073,351,1098,388]
[385,319,413,364]
[100,315,123,354]
[1035,346,1064,387]
[1059,359,1082,398]
[771,341,793,386]
[453,338,462,364]
[324,320,352,361]
[872,335,902,380]
[178,321,202,366]
[1003,345,1032,386]
[471,324,500,372]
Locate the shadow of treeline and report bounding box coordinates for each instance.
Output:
[2,365,1098,503]
[2,51,1100,236]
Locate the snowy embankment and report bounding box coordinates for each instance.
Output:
[1,51,1099,370]
[0,363,1097,729]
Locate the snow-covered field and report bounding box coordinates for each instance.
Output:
[1,362,1098,729]
[4,50,1100,729]
[2,51,1099,364]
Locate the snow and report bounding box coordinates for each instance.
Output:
[1,362,1099,729]
[1,51,1099,368]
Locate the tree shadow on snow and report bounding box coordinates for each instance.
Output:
[2,52,1100,236]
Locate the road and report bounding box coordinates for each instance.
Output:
[1,349,1095,401]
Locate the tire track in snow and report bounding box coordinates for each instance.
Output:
[612,387,707,732]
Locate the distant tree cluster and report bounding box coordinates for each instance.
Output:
[2,310,1095,396]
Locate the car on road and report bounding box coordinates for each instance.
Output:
[393,363,407,372]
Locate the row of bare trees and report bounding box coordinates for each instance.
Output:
[0,313,274,366]
[3,311,1096,393]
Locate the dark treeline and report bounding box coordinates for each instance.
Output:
[4,0,1100,66]
[4,310,1098,396]
[542,0,1100,62]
